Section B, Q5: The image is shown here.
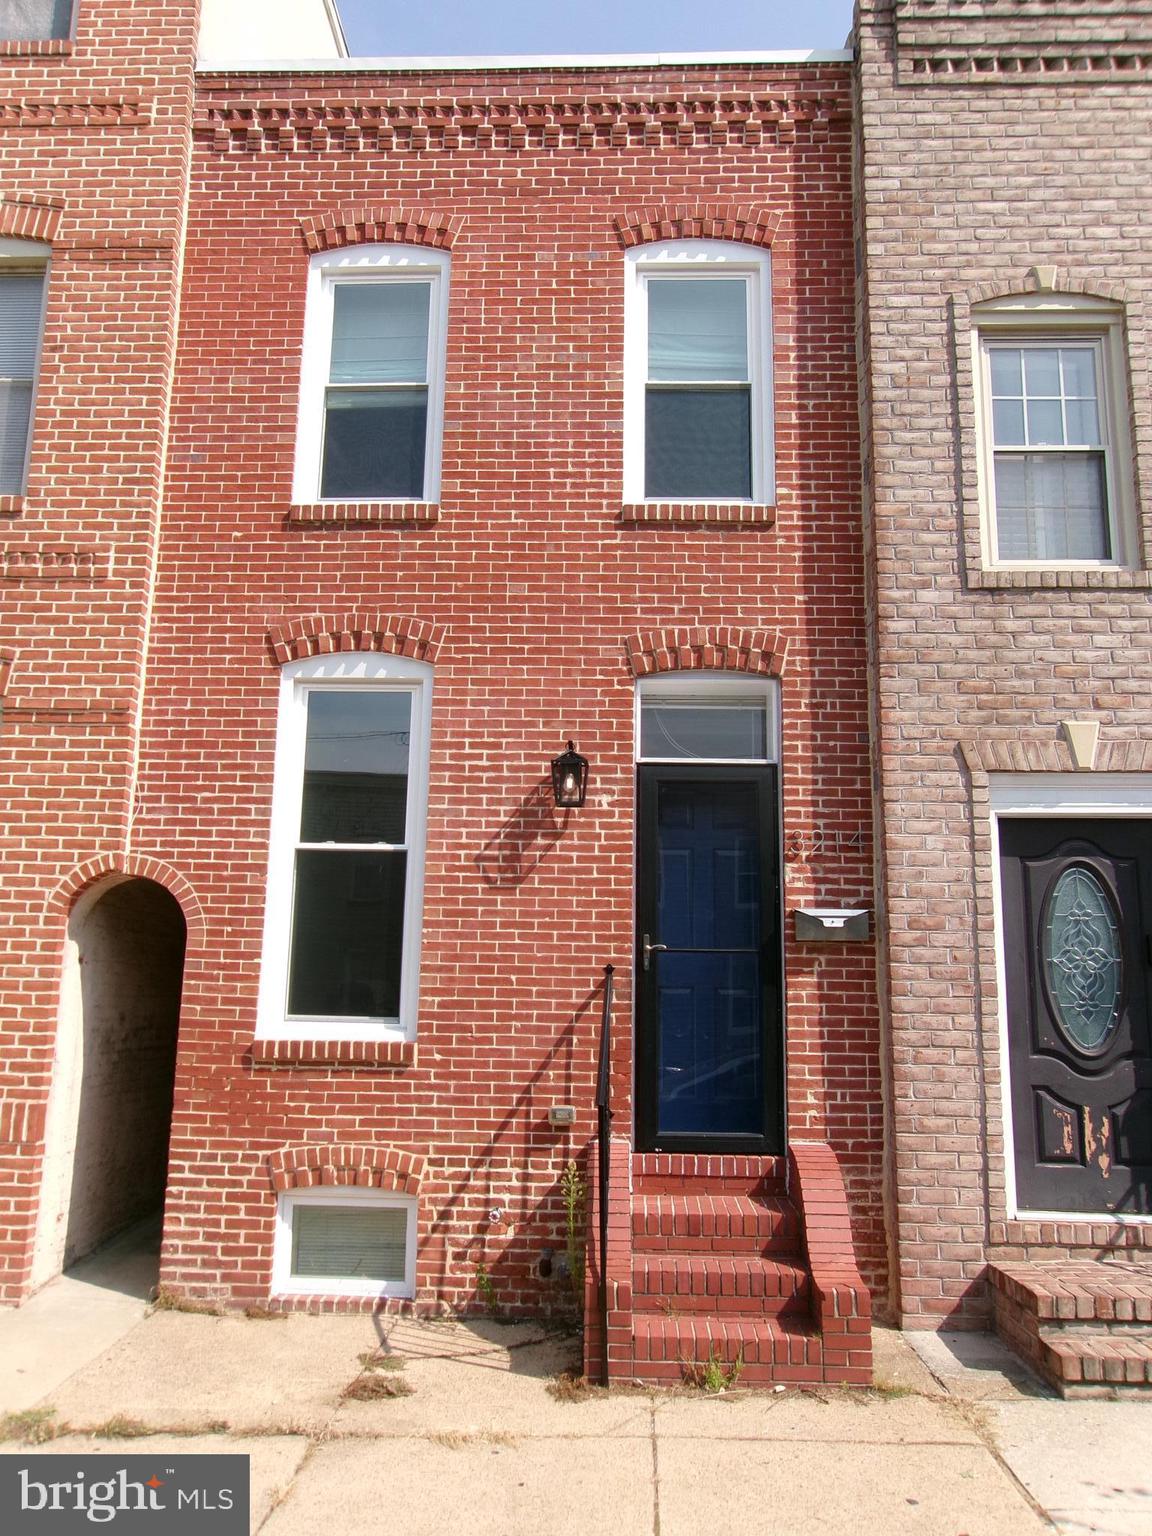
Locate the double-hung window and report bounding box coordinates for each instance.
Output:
[294,245,449,504]
[0,0,74,40]
[257,653,432,1041]
[625,241,773,505]
[0,247,48,495]
[975,296,1133,568]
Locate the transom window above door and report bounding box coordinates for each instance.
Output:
[624,241,774,505]
[637,676,779,763]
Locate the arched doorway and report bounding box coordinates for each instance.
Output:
[32,877,187,1290]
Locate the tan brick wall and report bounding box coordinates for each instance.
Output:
[856,0,1152,1325]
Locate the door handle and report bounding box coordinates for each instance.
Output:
[642,933,668,972]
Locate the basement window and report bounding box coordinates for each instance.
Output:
[274,1189,417,1298]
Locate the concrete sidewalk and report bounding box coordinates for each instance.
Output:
[1,1263,1149,1535]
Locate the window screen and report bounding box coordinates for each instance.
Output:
[290,1203,408,1284]
[0,0,73,40]
[0,270,44,494]
[989,342,1110,561]
[645,277,752,499]
[320,282,431,499]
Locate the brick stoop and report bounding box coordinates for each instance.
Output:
[584,1141,871,1387]
[991,1259,1152,1397]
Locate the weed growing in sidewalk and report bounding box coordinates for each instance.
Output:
[0,1408,66,1444]
[341,1373,414,1401]
[560,1160,586,1303]
[682,1347,744,1393]
[90,1416,152,1439]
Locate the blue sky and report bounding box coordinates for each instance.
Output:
[335,1,855,57]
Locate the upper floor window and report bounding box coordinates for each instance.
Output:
[0,0,74,40]
[293,245,449,504]
[624,241,773,505]
[0,243,49,495]
[256,651,433,1041]
[974,295,1133,567]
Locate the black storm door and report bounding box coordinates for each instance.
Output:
[1001,818,1152,1215]
[636,765,783,1154]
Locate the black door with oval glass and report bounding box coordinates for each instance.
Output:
[636,764,783,1153]
[1001,819,1152,1215]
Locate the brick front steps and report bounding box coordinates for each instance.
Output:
[991,1259,1152,1396]
[584,1141,872,1388]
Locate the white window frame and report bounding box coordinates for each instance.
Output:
[0,238,50,497]
[973,295,1135,570]
[989,773,1152,1224]
[635,673,781,764]
[256,651,433,1042]
[273,1188,418,1298]
[292,244,450,505]
[623,240,774,506]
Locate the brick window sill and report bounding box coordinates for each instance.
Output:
[249,1037,416,1068]
[970,566,1152,591]
[0,496,25,516]
[0,38,72,57]
[620,503,776,527]
[287,502,439,527]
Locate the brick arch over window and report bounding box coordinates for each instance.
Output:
[614,204,780,250]
[299,207,461,254]
[625,626,789,677]
[967,269,1130,309]
[267,1144,426,1196]
[45,856,206,941]
[267,614,446,666]
[0,194,62,244]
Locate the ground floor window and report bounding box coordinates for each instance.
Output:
[273,1189,417,1298]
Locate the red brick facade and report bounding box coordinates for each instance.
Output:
[0,0,198,1303]
[0,7,886,1342]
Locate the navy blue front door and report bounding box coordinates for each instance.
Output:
[636,766,782,1152]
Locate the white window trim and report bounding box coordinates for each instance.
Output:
[273,1187,418,1298]
[623,240,774,506]
[255,651,433,1042]
[989,773,1152,1224]
[635,673,781,764]
[292,244,450,505]
[0,239,50,497]
[972,294,1135,570]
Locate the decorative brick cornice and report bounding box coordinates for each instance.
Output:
[45,857,206,939]
[299,207,461,253]
[267,613,445,666]
[249,1038,416,1068]
[890,0,1152,85]
[614,205,780,250]
[0,100,149,128]
[0,193,62,244]
[196,92,851,156]
[267,1142,426,1194]
[625,625,789,677]
[1,546,111,583]
[619,502,776,526]
[960,735,1152,777]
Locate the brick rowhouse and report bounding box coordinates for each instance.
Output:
[857,0,1152,1338]
[0,0,199,1304]
[1,7,884,1383]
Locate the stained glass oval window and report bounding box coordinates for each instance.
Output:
[1041,866,1123,1053]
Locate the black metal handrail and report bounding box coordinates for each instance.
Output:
[595,962,614,1386]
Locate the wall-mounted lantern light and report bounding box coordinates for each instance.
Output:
[550,740,589,808]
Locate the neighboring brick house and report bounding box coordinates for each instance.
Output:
[0,0,880,1385]
[856,0,1152,1387]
